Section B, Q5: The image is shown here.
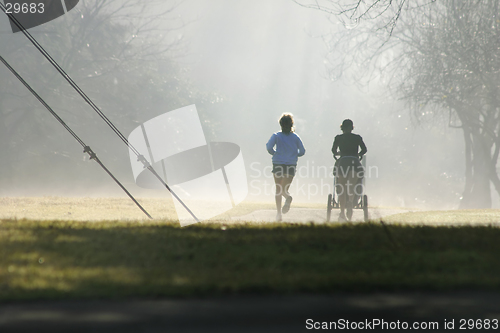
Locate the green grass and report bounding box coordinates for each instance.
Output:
[1,219,500,301]
[0,197,324,222]
[383,209,500,224]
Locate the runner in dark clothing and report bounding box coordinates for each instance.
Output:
[331,119,367,221]
[331,119,367,159]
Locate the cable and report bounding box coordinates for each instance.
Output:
[0,54,153,219]
[0,3,200,223]
[0,2,132,153]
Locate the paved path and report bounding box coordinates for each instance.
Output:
[1,292,499,332]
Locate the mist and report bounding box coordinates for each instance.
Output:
[0,0,476,210]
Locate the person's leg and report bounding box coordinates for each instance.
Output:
[335,161,346,221]
[281,175,294,214]
[337,180,346,221]
[274,174,284,221]
[282,176,293,198]
[346,179,354,220]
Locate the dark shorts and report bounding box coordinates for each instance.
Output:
[272,164,296,177]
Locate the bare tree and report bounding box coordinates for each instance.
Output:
[294,0,439,40]
[396,1,500,208]
[300,0,500,208]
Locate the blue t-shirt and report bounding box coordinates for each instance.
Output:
[266,132,305,165]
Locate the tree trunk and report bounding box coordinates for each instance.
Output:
[459,129,492,209]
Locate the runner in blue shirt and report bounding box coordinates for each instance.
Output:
[266,113,306,221]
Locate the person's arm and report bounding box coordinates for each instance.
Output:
[266,134,277,155]
[297,136,305,157]
[358,136,367,158]
[331,136,340,157]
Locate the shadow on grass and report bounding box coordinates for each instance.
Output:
[1,220,500,301]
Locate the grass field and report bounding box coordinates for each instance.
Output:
[0,196,326,222]
[0,197,179,222]
[383,209,500,224]
[1,200,500,301]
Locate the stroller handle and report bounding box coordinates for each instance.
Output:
[334,154,363,161]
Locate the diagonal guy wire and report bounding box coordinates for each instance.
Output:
[0,2,200,223]
[0,54,153,219]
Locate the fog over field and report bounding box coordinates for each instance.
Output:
[0,0,492,212]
